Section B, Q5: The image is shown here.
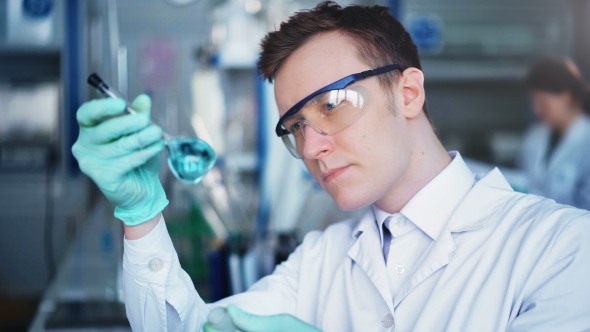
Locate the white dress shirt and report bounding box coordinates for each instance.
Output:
[374,151,475,299]
[122,152,590,331]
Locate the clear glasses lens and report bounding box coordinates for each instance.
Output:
[280,87,366,159]
[281,134,301,158]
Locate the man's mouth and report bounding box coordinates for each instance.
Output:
[322,165,350,183]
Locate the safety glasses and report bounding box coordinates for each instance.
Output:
[275,64,405,158]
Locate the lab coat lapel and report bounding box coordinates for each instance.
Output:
[347,211,395,313]
[393,168,515,308]
[393,229,457,308]
[449,168,515,232]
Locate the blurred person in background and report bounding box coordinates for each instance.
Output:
[521,57,590,210]
[72,2,590,331]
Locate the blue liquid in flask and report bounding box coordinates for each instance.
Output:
[165,137,216,184]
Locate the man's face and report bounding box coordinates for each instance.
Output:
[274,32,413,211]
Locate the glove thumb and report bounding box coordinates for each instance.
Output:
[226,305,269,331]
[131,94,152,118]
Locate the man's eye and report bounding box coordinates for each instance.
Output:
[323,100,342,112]
[290,121,303,132]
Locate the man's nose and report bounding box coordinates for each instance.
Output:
[301,125,333,159]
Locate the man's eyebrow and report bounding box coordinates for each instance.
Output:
[284,111,305,122]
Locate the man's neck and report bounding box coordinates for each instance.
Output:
[374,120,451,214]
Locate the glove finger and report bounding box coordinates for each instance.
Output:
[131,94,152,118]
[227,305,320,332]
[226,305,282,332]
[144,145,162,173]
[77,98,126,127]
[116,141,165,172]
[89,113,150,144]
[202,323,226,332]
[108,125,163,157]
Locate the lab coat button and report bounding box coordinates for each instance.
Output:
[149,257,163,271]
[395,265,405,274]
[382,313,394,328]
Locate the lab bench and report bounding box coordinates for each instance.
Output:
[28,200,131,332]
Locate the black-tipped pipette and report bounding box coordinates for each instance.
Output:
[87,73,173,140]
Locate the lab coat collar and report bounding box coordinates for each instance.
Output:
[448,167,515,233]
[363,151,476,241]
[400,151,475,240]
[351,152,516,238]
[393,167,515,308]
[348,156,516,311]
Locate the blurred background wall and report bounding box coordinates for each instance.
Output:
[0,0,588,330]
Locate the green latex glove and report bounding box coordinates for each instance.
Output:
[72,95,169,226]
[203,305,322,332]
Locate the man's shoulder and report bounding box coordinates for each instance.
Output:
[499,193,590,301]
[324,217,360,235]
[504,192,589,219]
[298,218,361,254]
[454,192,590,284]
[495,192,590,239]
[302,218,359,242]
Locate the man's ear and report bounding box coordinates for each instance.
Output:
[394,68,425,119]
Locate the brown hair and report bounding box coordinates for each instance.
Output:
[258,1,429,117]
[526,57,590,113]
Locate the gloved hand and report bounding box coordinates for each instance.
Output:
[72,95,169,226]
[203,305,322,332]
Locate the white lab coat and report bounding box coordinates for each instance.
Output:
[521,114,590,210]
[123,167,590,331]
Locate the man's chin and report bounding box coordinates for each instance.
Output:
[323,179,373,211]
[330,193,372,212]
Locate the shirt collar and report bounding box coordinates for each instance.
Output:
[373,205,392,240]
[373,205,392,229]
[372,206,416,246]
[372,151,476,241]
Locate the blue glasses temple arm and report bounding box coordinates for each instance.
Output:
[361,64,405,78]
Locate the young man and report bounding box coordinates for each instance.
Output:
[72,2,590,331]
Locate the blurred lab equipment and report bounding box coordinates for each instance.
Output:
[7,0,55,45]
[191,61,226,155]
[88,73,217,184]
[212,0,266,68]
[520,58,590,210]
[163,0,200,7]
[0,82,58,140]
[404,0,574,168]
[0,2,89,330]
[28,199,130,331]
